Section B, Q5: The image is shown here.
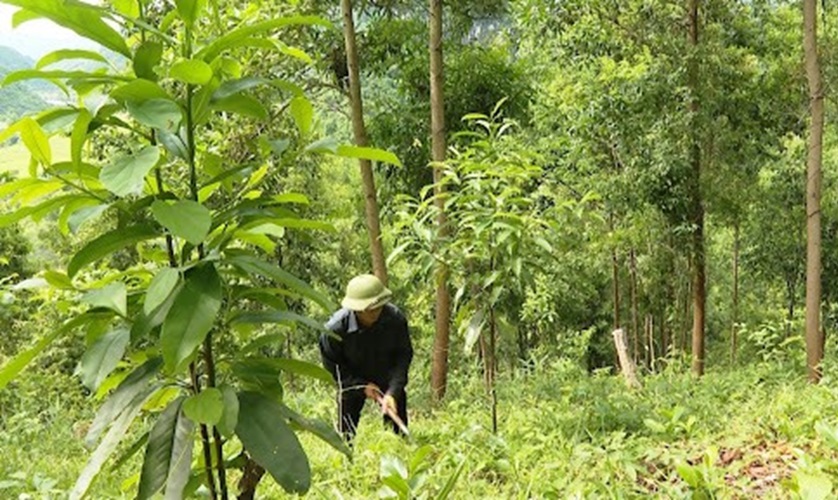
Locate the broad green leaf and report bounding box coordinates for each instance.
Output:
[42,270,75,290]
[86,358,162,447]
[133,41,163,81]
[151,200,211,245]
[70,383,154,500]
[170,59,213,85]
[58,199,101,236]
[0,0,130,57]
[796,471,833,500]
[145,268,180,315]
[157,130,189,160]
[211,76,269,101]
[11,8,39,27]
[211,94,268,120]
[270,218,335,232]
[231,359,283,400]
[235,392,310,494]
[112,0,140,17]
[175,0,206,27]
[3,69,123,86]
[239,223,284,239]
[100,146,160,197]
[273,193,309,204]
[675,463,702,489]
[277,402,350,457]
[197,16,333,62]
[289,96,312,135]
[303,136,339,154]
[65,204,108,235]
[127,99,182,132]
[217,385,239,438]
[132,281,183,341]
[274,42,312,64]
[36,49,108,69]
[18,117,51,166]
[71,108,93,166]
[225,255,335,310]
[231,310,329,337]
[183,388,223,425]
[160,264,222,373]
[35,107,79,133]
[67,224,159,278]
[335,145,402,166]
[138,397,193,500]
[0,313,99,391]
[82,281,127,316]
[110,79,170,102]
[79,328,130,391]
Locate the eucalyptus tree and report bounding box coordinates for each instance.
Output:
[0,0,398,497]
[429,0,452,403]
[341,0,389,284]
[803,0,825,383]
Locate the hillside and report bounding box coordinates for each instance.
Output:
[0,46,50,121]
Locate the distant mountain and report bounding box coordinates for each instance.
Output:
[0,46,47,122]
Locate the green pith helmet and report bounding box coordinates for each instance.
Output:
[341,274,392,311]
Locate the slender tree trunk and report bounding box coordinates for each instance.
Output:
[786,279,796,338]
[429,0,452,403]
[609,214,621,330]
[731,222,740,363]
[648,315,656,371]
[341,0,388,284]
[488,307,498,434]
[629,248,640,363]
[804,0,824,383]
[687,0,706,377]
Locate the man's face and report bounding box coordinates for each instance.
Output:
[356,306,383,328]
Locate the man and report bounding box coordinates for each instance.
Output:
[319,274,413,440]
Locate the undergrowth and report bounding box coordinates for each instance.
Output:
[3,357,838,499]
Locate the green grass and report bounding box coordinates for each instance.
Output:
[3,355,838,499]
[0,135,71,177]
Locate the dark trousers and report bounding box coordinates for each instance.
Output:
[338,386,408,441]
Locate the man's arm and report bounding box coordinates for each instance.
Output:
[386,315,413,394]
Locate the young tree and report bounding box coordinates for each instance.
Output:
[429,0,452,403]
[803,0,824,383]
[687,0,706,377]
[0,1,398,497]
[341,0,389,284]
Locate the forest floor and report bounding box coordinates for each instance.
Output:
[2,356,837,499]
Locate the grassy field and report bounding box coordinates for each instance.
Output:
[2,355,838,499]
[0,135,71,177]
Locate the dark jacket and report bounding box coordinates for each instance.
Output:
[319,304,413,393]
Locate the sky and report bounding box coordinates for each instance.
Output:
[0,4,98,60]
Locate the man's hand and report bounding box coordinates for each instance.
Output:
[363,383,381,400]
[381,393,397,414]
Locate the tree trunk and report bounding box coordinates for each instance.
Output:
[609,214,621,330]
[629,248,639,364]
[804,0,824,383]
[488,307,498,434]
[429,0,452,403]
[731,222,740,363]
[341,0,388,284]
[786,279,796,338]
[613,328,641,389]
[687,0,706,377]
